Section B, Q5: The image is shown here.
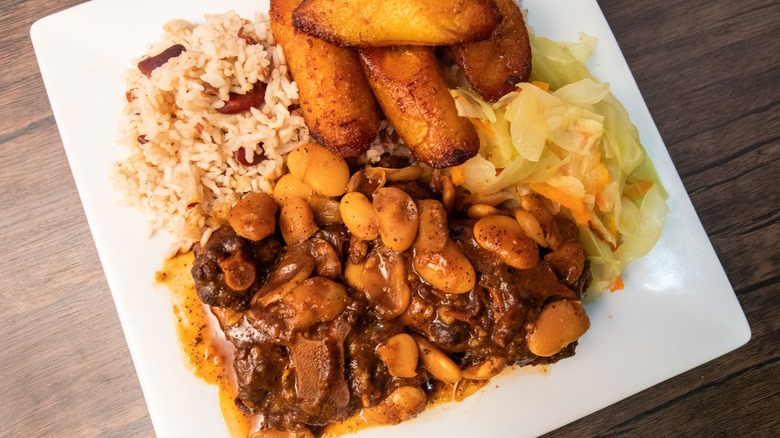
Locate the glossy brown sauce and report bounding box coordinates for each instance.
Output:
[157,253,500,437]
[318,380,487,436]
[157,252,254,438]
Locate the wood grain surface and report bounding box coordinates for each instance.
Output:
[1,0,777,437]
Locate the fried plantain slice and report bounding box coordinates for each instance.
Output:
[358,46,479,168]
[270,0,381,157]
[292,0,501,47]
[451,0,532,102]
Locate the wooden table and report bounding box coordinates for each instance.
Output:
[2,0,777,436]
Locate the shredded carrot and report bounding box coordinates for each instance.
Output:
[624,180,653,201]
[567,206,591,225]
[609,276,624,292]
[532,81,550,92]
[585,154,612,196]
[451,165,465,186]
[529,182,591,225]
[596,158,611,187]
[468,117,493,134]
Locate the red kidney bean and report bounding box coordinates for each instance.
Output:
[137,135,148,145]
[138,44,186,77]
[201,82,219,96]
[217,82,267,114]
[234,147,265,166]
[237,26,257,45]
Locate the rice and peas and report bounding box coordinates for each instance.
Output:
[112,11,329,256]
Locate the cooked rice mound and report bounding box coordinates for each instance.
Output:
[111,11,309,254]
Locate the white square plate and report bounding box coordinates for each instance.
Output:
[31,0,750,436]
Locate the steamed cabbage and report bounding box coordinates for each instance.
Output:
[450,32,668,293]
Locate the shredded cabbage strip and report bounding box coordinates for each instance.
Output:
[450,32,668,293]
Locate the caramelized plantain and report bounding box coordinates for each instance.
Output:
[358,46,479,168]
[451,0,532,102]
[292,0,501,47]
[270,0,381,157]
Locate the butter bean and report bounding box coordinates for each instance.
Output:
[379,165,424,182]
[514,208,547,247]
[273,174,314,204]
[340,192,380,240]
[376,333,419,378]
[281,277,348,331]
[413,335,462,384]
[228,192,278,241]
[360,386,426,425]
[413,199,448,252]
[520,193,554,229]
[441,174,455,212]
[373,187,419,252]
[466,203,508,219]
[287,143,349,196]
[413,241,475,294]
[527,300,590,357]
[473,215,539,269]
[345,249,410,319]
[343,260,365,291]
[279,196,318,245]
[387,256,412,319]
